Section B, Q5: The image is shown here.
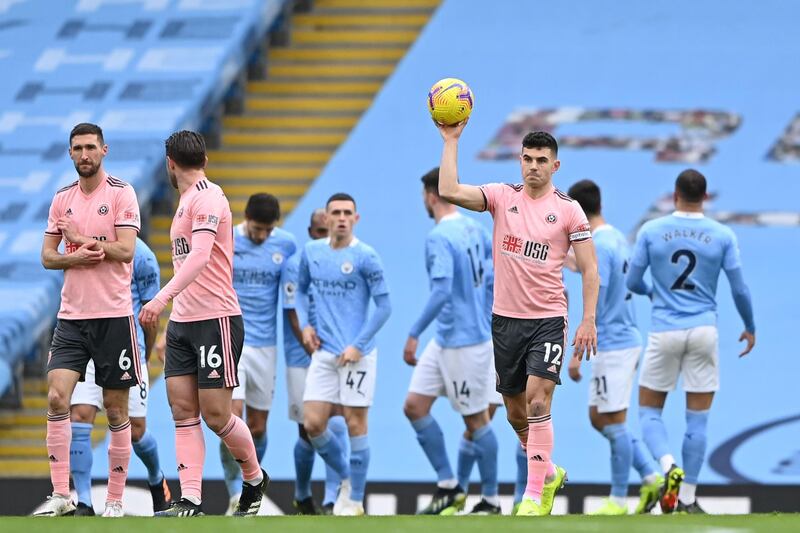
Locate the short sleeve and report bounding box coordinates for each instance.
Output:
[566,201,591,243]
[114,185,141,233]
[630,226,650,268]
[45,197,62,236]
[722,229,742,271]
[134,244,160,302]
[190,190,225,235]
[361,248,389,297]
[281,256,299,309]
[478,183,505,214]
[425,233,454,280]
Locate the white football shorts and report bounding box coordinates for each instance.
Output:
[639,325,719,393]
[588,345,641,413]
[408,339,495,416]
[71,358,150,418]
[303,349,377,407]
[232,345,277,411]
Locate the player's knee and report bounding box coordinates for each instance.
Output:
[527,399,549,418]
[129,421,145,443]
[589,413,604,432]
[505,408,526,429]
[201,412,228,434]
[402,399,424,421]
[168,397,198,421]
[303,417,325,438]
[346,416,367,436]
[249,425,266,440]
[47,387,70,413]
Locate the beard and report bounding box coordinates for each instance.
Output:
[75,161,99,178]
[168,169,178,189]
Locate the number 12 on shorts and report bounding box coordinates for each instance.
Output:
[543,342,562,365]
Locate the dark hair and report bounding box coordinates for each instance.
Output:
[69,123,104,145]
[522,131,558,155]
[245,193,280,224]
[675,169,707,203]
[420,167,440,195]
[326,192,356,210]
[165,130,207,169]
[567,179,601,217]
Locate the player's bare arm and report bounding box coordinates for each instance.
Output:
[287,309,312,356]
[572,239,599,360]
[302,325,320,354]
[141,301,158,362]
[56,218,136,263]
[403,336,418,366]
[436,119,486,211]
[41,234,104,270]
[738,331,755,357]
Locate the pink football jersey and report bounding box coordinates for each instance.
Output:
[168,178,240,321]
[479,183,591,319]
[45,175,140,319]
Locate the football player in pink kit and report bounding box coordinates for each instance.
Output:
[36,123,140,518]
[138,130,267,517]
[436,121,599,517]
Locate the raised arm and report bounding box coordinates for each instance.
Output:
[436,120,487,211]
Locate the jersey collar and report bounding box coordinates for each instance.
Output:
[673,211,705,219]
[324,236,360,248]
[440,212,462,222]
[592,223,613,236]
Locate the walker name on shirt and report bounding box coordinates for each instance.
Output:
[661,228,713,244]
[500,234,550,264]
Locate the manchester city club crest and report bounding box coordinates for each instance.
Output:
[341,261,354,274]
[272,252,284,265]
[545,212,557,224]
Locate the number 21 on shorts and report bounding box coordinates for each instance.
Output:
[543,342,563,365]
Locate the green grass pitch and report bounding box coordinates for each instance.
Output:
[3,515,800,533]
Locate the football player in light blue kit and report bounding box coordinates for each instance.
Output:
[298,192,392,516]
[627,169,755,514]
[221,193,297,513]
[565,180,662,515]
[281,208,350,514]
[69,237,170,515]
[403,168,500,515]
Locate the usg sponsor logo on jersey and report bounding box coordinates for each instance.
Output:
[272,252,284,265]
[501,234,549,263]
[341,261,354,274]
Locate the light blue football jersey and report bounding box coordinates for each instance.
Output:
[233,224,297,347]
[131,238,160,362]
[281,252,310,368]
[593,225,641,351]
[426,213,492,347]
[298,237,389,355]
[631,212,741,332]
